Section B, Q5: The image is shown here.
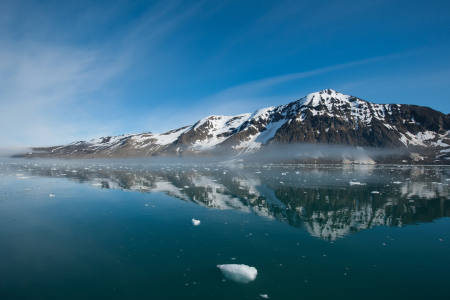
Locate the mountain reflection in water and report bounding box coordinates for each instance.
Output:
[24,162,450,241]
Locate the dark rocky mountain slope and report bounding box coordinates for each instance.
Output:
[21,89,450,164]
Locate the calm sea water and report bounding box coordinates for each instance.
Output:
[1,161,449,299]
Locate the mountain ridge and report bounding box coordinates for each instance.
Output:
[20,89,450,164]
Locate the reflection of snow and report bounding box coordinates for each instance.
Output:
[400,182,447,199]
[14,162,450,242]
[303,204,393,241]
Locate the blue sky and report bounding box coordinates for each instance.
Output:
[1,0,449,147]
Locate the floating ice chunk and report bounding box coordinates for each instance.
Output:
[217,264,257,283]
[371,191,380,194]
[49,194,55,197]
[17,177,29,179]
[393,181,401,184]
[91,183,101,186]
[349,181,365,185]
[260,294,269,298]
[192,218,201,226]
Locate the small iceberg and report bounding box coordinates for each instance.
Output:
[49,194,55,197]
[192,218,200,226]
[217,264,257,283]
[349,181,366,185]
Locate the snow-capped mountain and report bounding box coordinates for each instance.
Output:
[24,89,450,163]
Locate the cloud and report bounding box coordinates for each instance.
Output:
[0,145,31,158]
[0,0,203,147]
[140,52,413,134]
[204,50,425,104]
[140,46,447,137]
[0,37,130,145]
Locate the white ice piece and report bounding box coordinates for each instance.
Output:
[349,181,363,185]
[49,194,55,197]
[260,295,269,299]
[192,218,201,226]
[217,264,257,283]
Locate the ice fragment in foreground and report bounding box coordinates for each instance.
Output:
[217,264,257,283]
[49,194,55,197]
[260,294,269,298]
[192,218,201,226]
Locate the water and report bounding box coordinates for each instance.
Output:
[1,161,450,299]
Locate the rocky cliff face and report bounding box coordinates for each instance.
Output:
[23,89,450,163]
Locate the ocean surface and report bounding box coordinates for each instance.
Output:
[1,161,449,299]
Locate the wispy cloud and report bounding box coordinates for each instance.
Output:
[0,41,127,145]
[141,49,437,134]
[0,1,203,147]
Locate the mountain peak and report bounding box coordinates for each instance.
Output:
[319,88,338,95]
[22,89,450,164]
[297,89,349,107]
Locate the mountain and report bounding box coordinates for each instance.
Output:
[22,89,450,163]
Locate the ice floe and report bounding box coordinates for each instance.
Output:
[349,181,366,185]
[217,264,257,283]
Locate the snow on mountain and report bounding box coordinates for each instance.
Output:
[25,89,450,162]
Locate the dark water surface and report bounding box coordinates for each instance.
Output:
[1,161,449,299]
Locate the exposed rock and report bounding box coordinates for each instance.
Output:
[19,89,450,164]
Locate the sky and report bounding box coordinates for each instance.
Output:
[1,0,450,148]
